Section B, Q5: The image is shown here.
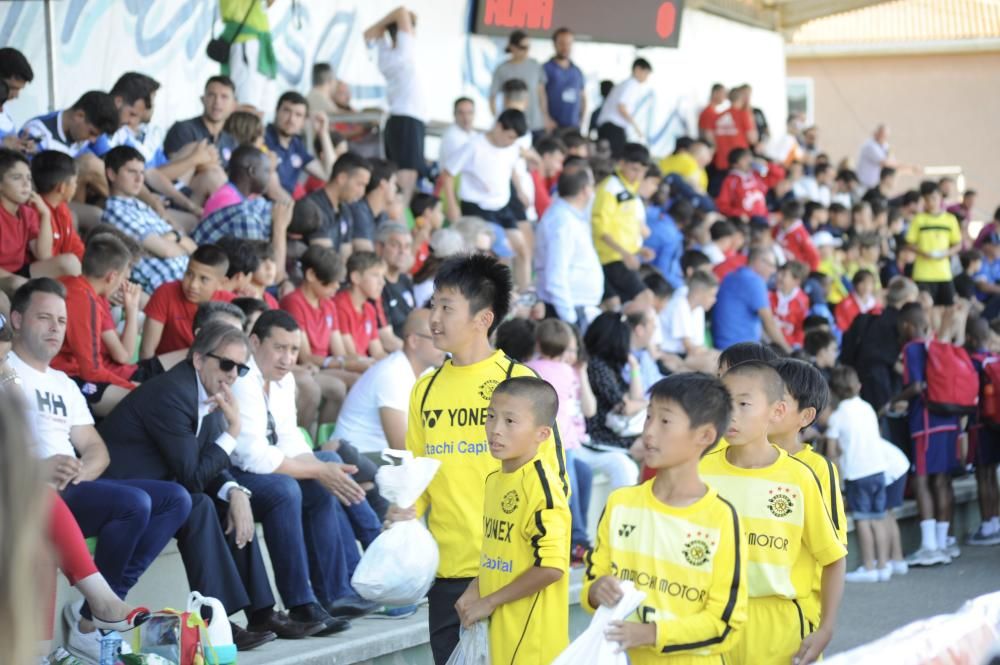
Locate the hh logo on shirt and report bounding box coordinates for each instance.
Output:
[682,531,716,566]
[767,486,798,518]
[35,390,68,418]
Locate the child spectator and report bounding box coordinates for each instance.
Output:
[494,317,537,363]
[955,248,985,307]
[826,365,891,583]
[712,224,749,282]
[716,340,780,376]
[527,319,596,561]
[773,199,819,271]
[659,269,718,372]
[214,235,261,297]
[680,248,713,280]
[814,230,848,305]
[529,137,565,218]
[139,243,231,357]
[906,181,961,337]
[964,317,1000,545]
[715,148,768,225]
[700,361,846,664]
[454,377,570,664]
[701,219,739,266]
[583,373,748,663]
[409,192,444,275]
[333,251,398,359]
[878,435,912,575]
[770,260,810,347]
[245,239,280,309]
[890,302,961,565]
[823,203,851,240]
[834,269,882,332]
[232,296,269,334]
[804,329,838,382]
[30,150,85,264]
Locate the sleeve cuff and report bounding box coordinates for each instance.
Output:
[217,481,239,502]
[214,432,237,456]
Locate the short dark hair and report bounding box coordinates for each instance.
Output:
[960,249,984,271]
[190,244,230,272]
[621,142,650,166]
[110,72,159,107]
[251,308,299,341]
[188,320,250,362]
[724,359,785,403]
[771,358,829,427]
[0,147,29,180]
[311,63,333,87]
[301,245,343,285]
[803,329,836,356]
[205,75,236,93]
[583,311,631,372]
[901,190,920,207]
[780,199,804,221]
[879,166,896,181]
[492,376,559,427]
[829,365,861,400]
[192,300,246,334]
[30,150,77,194]
[231,297,269,321]
[0,47,33,82]
[649,373,732,449]
[103,145,145,174]
[556,168,592,198]
[410,192,440,219]
[919,180,939,197]
[599,79,614,97]
[710,83,724,93]
[216,236,261,278]
[494,317,537,362]
[289,198,322,236]
[673,136,694,153]
[501,78,529,96]
[276,90,309,112]
[828,202,848,216]
[496,109,528,138]
[632,57,652,72]
[453,96,474,111]
[727,147,750,167]
[433,254,513,335]
[227,144,267,180]
[534,137,566,157]
[552,27,573,41]
[852,268,875,288]
[71,91,119,135]
[346,250,382,278]
[681,250,711,275]
[82,234,132,278]
[710,220,737,241]
[642,271,672,299]
[11,277,65,316]
[330,151,371,183]
[535,318,573,358]
[719,342,779,371]
[364,158,398,195]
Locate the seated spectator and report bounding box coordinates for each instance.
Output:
[439,96,476,165]
[770,260,811,348]
[264,91,334,197]
[298,152,371,255]
[154,300,247,373]
[711,224,749,282]
[334,308,442,454]
[774,199,819,271]
[215,235,262,296]
[140,244,231,357]
[642,191,685,289]
[412,228,465,307]
[31,150,85,266]
[333,251,399,359]
[409,192,443,274]
[659,269,719,371]
[303,130,349,195]
[7,278,191,662]
[535,167,603,330]
[375,222,416,338]
[243,239,281,309]
[101,146,194,293]
[0,148,75,297]
[815,229,849,305]
[715,147,768,224]
[0,47,33,147]
[712,247,791,352]
[495,317,539,362]
[530,137,565,218]
[233,296,268,333]
[701,219,740,266]
[627,307,670,392]
[163,76,238,166]
[658,136,710,193]
[347,158,397,251]
[835,269,883,332]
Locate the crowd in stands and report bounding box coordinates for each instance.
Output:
[1,5,1000,664]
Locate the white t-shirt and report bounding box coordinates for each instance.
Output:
[879,438,910,484]
[596,77,646,130]
[826,396,888,481]
[376,31,427,122]
[334,350,417,453]
[443,132,520,211]
[8,351,94,459]
[856,138,888,189]
[659,287,705,354]
[439,125,476,165]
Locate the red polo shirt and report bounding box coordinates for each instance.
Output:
[44,200,85,261]
[333,289,378,357]
[0,203,39,273]
[280,288,338,357]
[144,280,235,354]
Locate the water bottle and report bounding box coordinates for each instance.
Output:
[98,631,122,665]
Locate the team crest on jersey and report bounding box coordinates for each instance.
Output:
[682,530,715,566]
[501,490,519,514]
[422,409,443,428]
[478,379,499,401]
[767,486,798,518]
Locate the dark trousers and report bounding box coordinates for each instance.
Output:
[428,577,474,665]
[61,479,192,619]
[174,493,275,616]
[330,443,389,523]
[597,122,627,159]
[315,450,382,548]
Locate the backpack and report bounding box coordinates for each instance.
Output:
[922,341,979,415]
[976,354,1000,424]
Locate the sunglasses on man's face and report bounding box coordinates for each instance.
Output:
[207,353,250,377]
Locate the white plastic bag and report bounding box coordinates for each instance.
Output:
[551,581,647,665]
[445,621,491,665]
[351,450,442,605]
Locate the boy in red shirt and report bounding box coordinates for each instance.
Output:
[834,269,882,332]
[333,251,398,359]
[710,85,757,172]
[715,148,768,224]
[769,260,810,347]
[773,199,819,271]
[31,150,86,264]
[529,137,565,218]
[140,244,231,357]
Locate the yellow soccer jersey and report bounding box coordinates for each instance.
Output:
[406,350,568,579]
[592,170,643,265]
[480,456,570,665]
[698,446,846,604]
[905,211,961,282]
[581,481,748,664]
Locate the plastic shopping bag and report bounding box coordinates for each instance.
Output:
[351,449,442,605]
[551,581,647,665]
[445,621,491,665]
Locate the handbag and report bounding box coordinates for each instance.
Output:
[206,0,256,64]
[605,407,646,438]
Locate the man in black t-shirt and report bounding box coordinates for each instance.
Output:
[375,222,416,337]
[347,158,396,251]
[296,152,370,256]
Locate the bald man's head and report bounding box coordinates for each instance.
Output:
[403,308,444,369]
[403,308,431,338]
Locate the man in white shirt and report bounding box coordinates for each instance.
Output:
[230,310,382,629]
[658,270,719,372]
[438,97,476,166]
[535,168,603,330]
[595,58,652,158]
[857,124,896,190]
[365,5,427,203]
[7,278,191,661]
[334,309,443,453]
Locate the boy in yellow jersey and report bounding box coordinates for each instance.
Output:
[584,373,748,664]
[769,359,848,632]
[905,180,961,337]
[699,361,846,665]
[388,254,568,665]
[455,377,571,664]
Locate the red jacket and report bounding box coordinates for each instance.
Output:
[770,287,810,347]
[773,220,820,271]
[835,293,883,332]
[715,170,768,219]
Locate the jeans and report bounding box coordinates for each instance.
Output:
[314,450,382,548]
[576,444,640,490]
[566,450,592,546]
[61,479,192,619]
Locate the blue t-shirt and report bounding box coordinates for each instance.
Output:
[21,110,111,157]
[711,266,769,349]
[264,124,313,195]
[542,59,585,128]
[902,341,961,439]
[974,256,1000,302]
[642,205,684,288]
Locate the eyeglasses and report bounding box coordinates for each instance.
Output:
[207,353,251,377]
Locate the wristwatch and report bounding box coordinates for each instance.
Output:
[229,485,253,499]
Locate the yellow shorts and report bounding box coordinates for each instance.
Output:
[728,596,814,665]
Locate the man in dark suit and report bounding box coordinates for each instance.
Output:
[100,322,329,649]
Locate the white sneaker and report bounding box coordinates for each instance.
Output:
[890,559,909,575]
[63,601,132,665]
[906,547,950,566]
[877,565,893,582]
[945,542,961,559]
[845,566,880,583]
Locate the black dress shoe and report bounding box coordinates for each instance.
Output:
[247,609,326,639]
[288,602,351,636]
[230,622,277,651]
[326,596,380,618]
